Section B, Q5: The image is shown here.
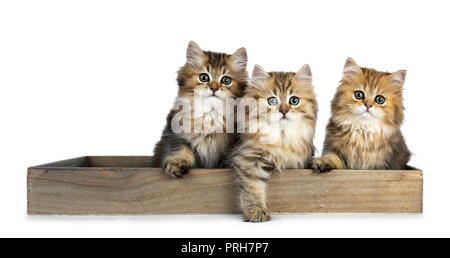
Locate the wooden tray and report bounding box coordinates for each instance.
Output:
[27,156,423,215]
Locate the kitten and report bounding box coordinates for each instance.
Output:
[231,64,318,222]
[312,58,411,172]
[152,41,248,177]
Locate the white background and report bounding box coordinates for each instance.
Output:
[0,0,448,237]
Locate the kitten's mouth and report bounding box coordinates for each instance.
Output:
[210,92,221,98]
[359,110,375,118]
[208,94,220,99]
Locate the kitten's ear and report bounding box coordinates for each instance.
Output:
[389,70,407,87]
[343,57,362,77]
[230,47,248,72]
[186,41,205,67]
[294,64,312,83]
[251,65,270,86]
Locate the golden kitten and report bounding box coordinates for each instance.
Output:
[152,41,248,177]
[312,58,410,172]
[231,64,318,222]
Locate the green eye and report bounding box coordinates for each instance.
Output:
[221,76,232,85]
[268,97,278,106]
[199,73,209,82]
[375,95,385,105]
[289,96,300,106]
[354,90,365,100]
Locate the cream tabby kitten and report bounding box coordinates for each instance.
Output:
[312,58,410,172]
[231,64,318,222]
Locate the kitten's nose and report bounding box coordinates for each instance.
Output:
[365,103,373,110]
[209,83,219,92]
[280,104,289,115]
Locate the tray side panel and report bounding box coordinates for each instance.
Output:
[27,167,423,215]
[268,170,423,213]
[27,168,239,215]
[32,156,88,168]
[86,156,153,168]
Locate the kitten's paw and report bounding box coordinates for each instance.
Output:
[311,157,336,173]
[163,160,190,178]
[243,207,271,223]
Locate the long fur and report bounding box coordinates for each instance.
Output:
[152,42,248,177]
[312,58,411,172]
[230,65,318,222]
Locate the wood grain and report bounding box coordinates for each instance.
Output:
[27,156,423,215]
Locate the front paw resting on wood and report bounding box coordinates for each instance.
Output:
[162,145,195,178]
[163,159,191,178]
[311,153,343,173]
[311,157,335,173]
[243,206,271,223]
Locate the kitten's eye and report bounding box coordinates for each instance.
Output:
[267,97,278,106]
[221,76,232,85]
[354,90,365,100]
[289,96,300,106]
[375,95,386,105]
[199,73,210,82]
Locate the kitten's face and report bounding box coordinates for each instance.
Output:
[177,41,248,100]
[332,58,406,128]
[246,65,318,128]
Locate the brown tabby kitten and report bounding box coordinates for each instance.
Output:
[231,64,318,222]
[312,58,410,172]
[152,41,248,177]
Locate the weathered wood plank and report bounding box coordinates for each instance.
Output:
[27,156,423,215]
[34,156,88,168]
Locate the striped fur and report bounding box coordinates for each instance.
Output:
[230,65,318,222]
[312,58,411,172]
[152,41,248,177]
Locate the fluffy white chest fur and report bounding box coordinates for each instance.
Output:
[262,119,315,169]
[337,118,394,169]
[179,97,232,168]
[186,133,232,168]
[193,96,227,133]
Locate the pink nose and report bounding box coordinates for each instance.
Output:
[365,104,372,109]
